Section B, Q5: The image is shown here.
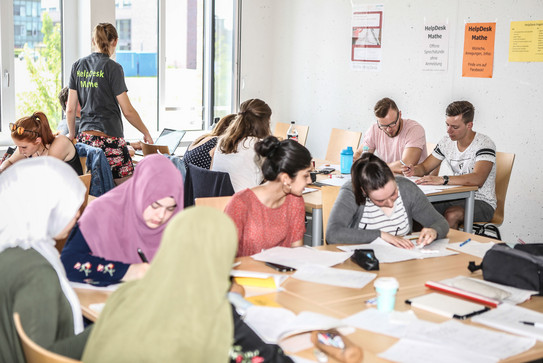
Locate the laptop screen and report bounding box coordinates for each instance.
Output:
[136,128,186,156]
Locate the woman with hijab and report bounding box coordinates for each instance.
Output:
[61,154,183,286]
[82,206,292,362]
[0,157,92,362]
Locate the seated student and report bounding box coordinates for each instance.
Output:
[0,157,92,361]
[403,101,496,229]
[225,136,312,257]
[353,97,427,174]
[0,112,83,175]
[82,207,293,363]
[327,154,449,248]
[184,114,236,169]
[61,154,183,286]
[212,98,272,192]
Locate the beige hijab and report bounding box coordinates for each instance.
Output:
[82,206,237,362]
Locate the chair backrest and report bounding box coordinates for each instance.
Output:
[273,122,310,146]
[322,186,341,245]
[142,143,170,156]
[184,163,235,207]
[195,196,232,211]
[491,152,515,225]
[13,313,82,363]
[325,128,362,164]
[79,156,87,174]
[79,174,92,213]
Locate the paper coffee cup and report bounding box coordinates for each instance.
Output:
[373,277,399,312]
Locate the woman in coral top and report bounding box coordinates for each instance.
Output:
[225,135,313,257]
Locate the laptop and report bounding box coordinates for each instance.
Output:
[135,128,186,156]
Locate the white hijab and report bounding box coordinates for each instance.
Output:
[0,157,85,333]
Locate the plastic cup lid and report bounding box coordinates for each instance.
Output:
[374,277,399,289]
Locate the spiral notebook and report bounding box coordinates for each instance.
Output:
[406,292,490,320]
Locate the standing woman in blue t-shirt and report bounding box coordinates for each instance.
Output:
[66,23,153,184]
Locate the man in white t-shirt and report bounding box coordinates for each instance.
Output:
[353,97,427,174]
[403,101,496,229]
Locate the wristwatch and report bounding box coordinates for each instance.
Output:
[443,175,449,185]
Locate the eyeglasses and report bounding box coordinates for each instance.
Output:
[9,123,39,136]
[376,112,400,130]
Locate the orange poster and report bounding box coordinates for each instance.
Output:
[462,22,496,78]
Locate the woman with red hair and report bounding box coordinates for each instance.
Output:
[0,111,83,175]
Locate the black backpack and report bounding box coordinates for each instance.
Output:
[468,243,543,295]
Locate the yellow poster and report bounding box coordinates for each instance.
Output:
[509,20,543,62]
[462,23,496,78]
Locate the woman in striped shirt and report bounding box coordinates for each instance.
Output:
[326,154,448,248]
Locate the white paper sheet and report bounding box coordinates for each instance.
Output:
[338,238,457,263]
[447,240,495,258]
[316,175,351,187]
[379,338,498,363]
[342,308,420,338]
[252,246,353,269]
[472,303,543,341]
[292,264,376,289]
[405,319,536,360]
[302,187,319,194]
[244,306,343,343]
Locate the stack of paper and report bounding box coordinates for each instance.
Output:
[292,264,377,289]
[338,237,457,263]
[244,306,344,343]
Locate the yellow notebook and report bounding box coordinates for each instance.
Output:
[233,276,277,289]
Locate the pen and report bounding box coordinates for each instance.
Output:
[519,321,543,329]
[395,227,399,236]
[459,238,471,247]
[137,248,149,263]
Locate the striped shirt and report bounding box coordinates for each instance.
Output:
[358,191,410,235]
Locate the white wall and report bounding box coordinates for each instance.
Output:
[240,0,543,242]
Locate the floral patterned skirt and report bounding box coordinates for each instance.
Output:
[77,133,134,179]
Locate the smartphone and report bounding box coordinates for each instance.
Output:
[265,262,296,272]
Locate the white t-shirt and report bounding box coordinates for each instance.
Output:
[433,132,496,209]
[212,136,263,192]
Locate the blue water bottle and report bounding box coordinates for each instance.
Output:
[340,146,353,174]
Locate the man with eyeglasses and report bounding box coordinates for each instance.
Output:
[403,101,496,230]
[353,97,427,174]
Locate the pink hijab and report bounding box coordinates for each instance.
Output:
[79,154,184,264]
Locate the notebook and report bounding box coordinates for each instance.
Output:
[406,292,490,319]
[135,128,186,156]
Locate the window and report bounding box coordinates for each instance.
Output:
[12,0,63,128]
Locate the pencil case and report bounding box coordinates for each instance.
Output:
[310,329,363,363]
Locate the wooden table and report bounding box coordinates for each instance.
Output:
[76,230,543,362]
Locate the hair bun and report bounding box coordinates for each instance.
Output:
[266,139,280,158]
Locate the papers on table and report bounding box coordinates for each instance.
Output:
[404,176,461,194]
[447,239,495,258]
[337,237,457,263]
[342,308,536,362]
[244,306,344,343]
[472,303,543,341]
[251,246,353,269]
[436,276,537,305]
[292,264,377,289]
[315,174,351,187]
[302,187,319,194]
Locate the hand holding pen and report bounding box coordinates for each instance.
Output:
[400,159,414,177]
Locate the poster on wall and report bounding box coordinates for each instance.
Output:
[422,20,449,71]
[509,20,543,62]
[462,22,496,78]
[351,4,384,71]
